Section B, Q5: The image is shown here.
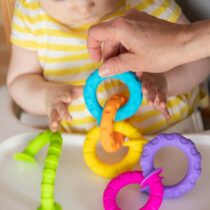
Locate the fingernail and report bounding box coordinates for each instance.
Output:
[99,66,110,77]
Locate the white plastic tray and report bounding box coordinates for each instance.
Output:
[0,133,210,210]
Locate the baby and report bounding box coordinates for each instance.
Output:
[7,0,210,134]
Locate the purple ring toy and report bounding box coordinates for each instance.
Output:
[140,133,201,199]
[103,169,163,210]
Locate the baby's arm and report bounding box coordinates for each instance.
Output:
[7,45,48,115]
[7,45,82,131]
[165,58,210,96]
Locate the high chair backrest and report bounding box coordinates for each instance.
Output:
[0,0,15,54]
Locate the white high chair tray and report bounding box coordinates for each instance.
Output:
[0,133,210,210]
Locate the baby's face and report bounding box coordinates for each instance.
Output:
[39,0,121,26]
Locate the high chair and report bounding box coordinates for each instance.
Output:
[0,0,206,142]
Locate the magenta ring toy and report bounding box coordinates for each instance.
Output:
[140,133,201,199]
[103,169,163,210]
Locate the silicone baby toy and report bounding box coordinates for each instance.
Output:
[103,169,164,210]
[14,130,63,210]
[100,94,128,153]
[84,69,143,124]
[140,133,202,199]
[83,69,147,178]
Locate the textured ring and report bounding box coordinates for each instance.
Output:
[83,121,147,178]
[84,69,143,124]
[140,133,202,199]
[103,169,163,210]
[100,94,127,153]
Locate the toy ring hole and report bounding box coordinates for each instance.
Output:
[96,141,129,164]
[96,79,130,107]
[117,184,148,210]
[154,146,188,186]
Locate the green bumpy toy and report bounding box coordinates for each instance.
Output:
[13,130,63,210]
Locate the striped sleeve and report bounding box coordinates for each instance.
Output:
[126,0,182,23]
[11,0,38,50]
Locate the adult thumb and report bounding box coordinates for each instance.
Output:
[99,53,133,77]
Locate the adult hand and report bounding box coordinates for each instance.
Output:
[87,9,193,76]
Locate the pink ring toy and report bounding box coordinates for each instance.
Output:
[103,169,164,210]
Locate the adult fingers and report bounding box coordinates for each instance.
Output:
[87,21,116,62]
[99,53,137,76]
[102,40,121,62]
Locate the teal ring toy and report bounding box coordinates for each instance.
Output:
[84,69,143,124]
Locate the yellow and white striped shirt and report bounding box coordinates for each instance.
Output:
[11,0,202,134]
